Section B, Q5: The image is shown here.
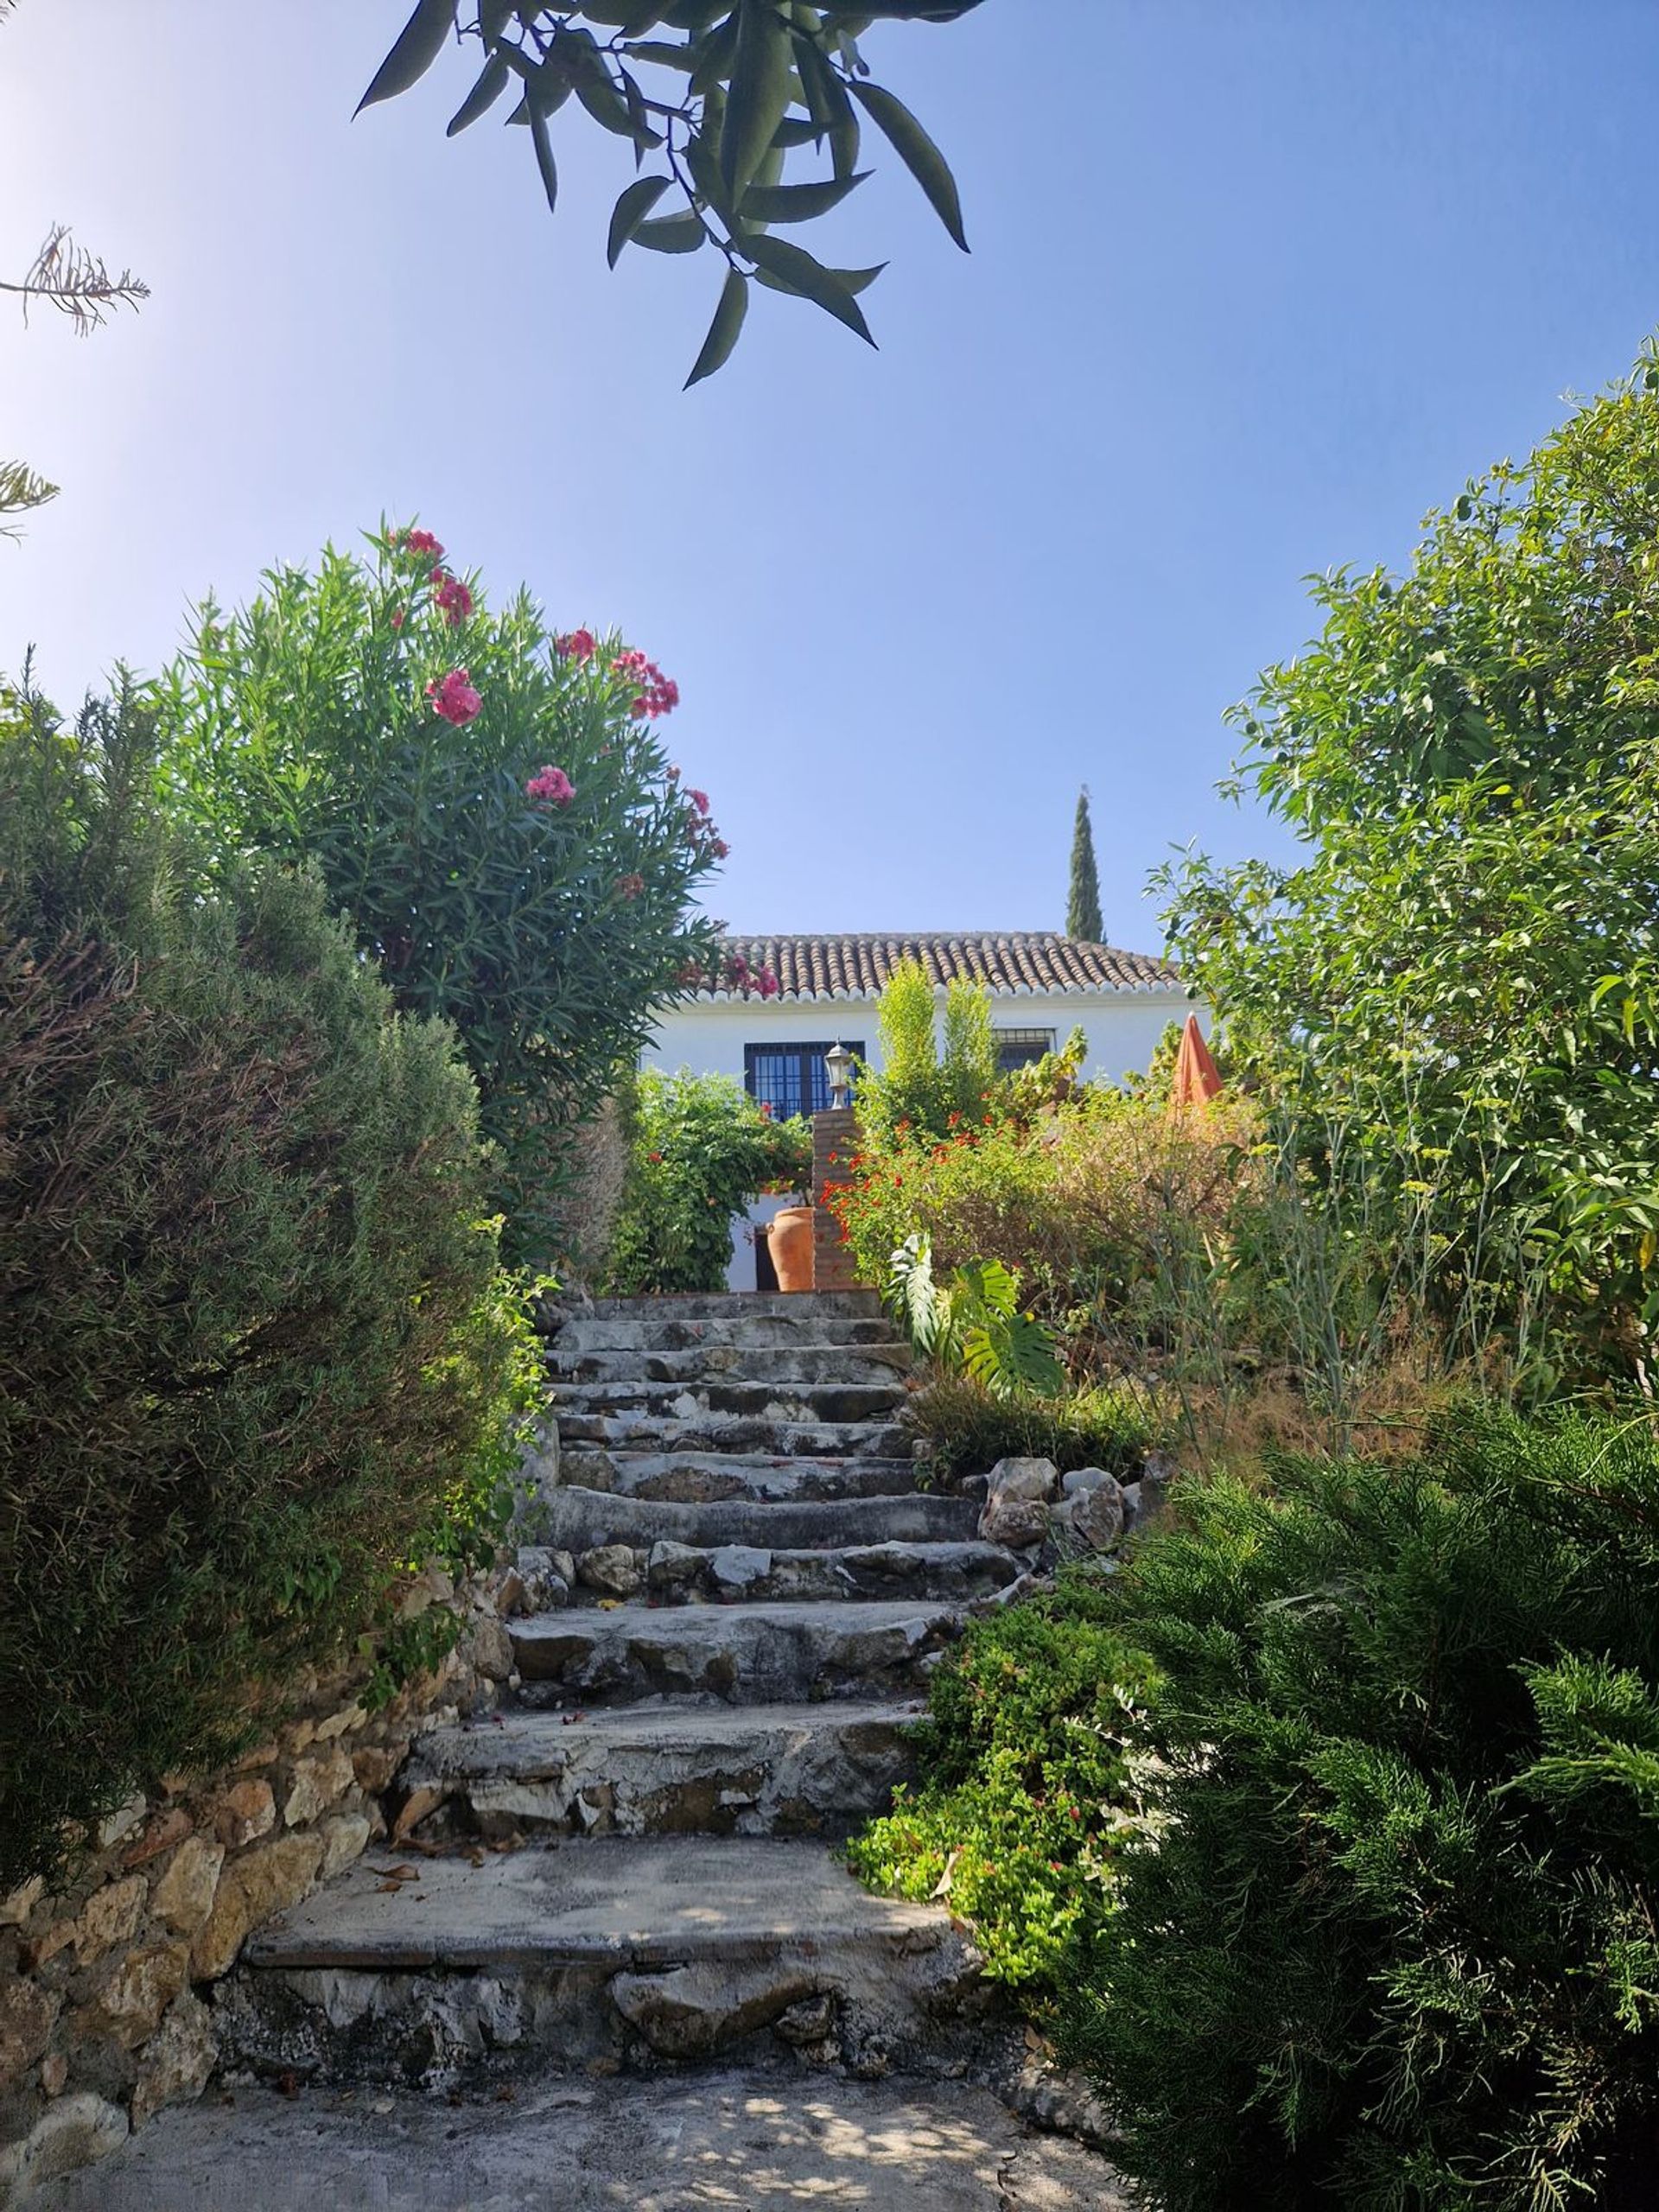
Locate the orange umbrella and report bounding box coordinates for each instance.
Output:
[1169,1013,1223,1109]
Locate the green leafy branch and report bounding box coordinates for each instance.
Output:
[885,1231,1065,1400]
[360,2,983,384]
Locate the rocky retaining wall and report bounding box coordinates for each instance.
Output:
[0,1569,516,2206]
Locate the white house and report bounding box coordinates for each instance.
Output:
[643,931,1194,1291]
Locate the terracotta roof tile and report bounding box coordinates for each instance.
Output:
[695,932,1182,1002]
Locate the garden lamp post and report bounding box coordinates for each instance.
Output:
[824,1041,854,1109]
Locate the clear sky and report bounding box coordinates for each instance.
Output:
[6,3,1659,953]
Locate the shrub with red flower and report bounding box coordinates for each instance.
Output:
[431,569,474,626]
[612,647,680,721]
[427,669,482,726]
[556,628,597,663]
[614,873,645,899]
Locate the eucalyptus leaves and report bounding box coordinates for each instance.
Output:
[359,3,983,383]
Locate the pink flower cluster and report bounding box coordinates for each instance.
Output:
[397,527,444,558]
[527,764,575,806]
[614,872,645,899]
[427,669,481,726]
[431,569,473,626]
[556,628,597,664]
[723,950,780,1000]
[612,647,679,720]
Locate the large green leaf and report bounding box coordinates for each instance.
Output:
[608,175,673,265]
[742,170,868,222]
[446,51,512,136]
[358,0,454,114]
[721,0,795,198]
[684,268,750,387]
[849,77,967,248]
[633,212,709,253]
[743,232,874,342]
[530,105,559,213]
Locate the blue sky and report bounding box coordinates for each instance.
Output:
[6,2,1659,952]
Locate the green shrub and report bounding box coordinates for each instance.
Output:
[854,957,1000,1143]
[1067,1408,1659,2212]
[0,683,530,1889]
[907,1373,1160,1484]
[605,1069,814,1294]
[152,528,725,1257]
[849,1570,1156,1989]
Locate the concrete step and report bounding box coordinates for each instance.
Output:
[548,1342,912,1387]
[220,1839,981,2083]
[555,1412,911,1460]
[557,1449,926,1504]
[553,1312,904,1356]
[403,1700,924,1839]
[576,1292,884,1322]
[510,1598,963,1704]
[528,1484,977,1554]
[37,2074,1128,2211]
[554,1377,909,1425]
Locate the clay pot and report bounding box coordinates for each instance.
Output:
[766,1205,816,1294]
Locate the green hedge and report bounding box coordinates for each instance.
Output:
[0,686,526,1888]
[1069,1408,1659,2211]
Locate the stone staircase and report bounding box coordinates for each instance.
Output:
[215,1291,1031,2088]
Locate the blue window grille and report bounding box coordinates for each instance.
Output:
[743,1041,865,1121]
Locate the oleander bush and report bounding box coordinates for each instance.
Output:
[152,527,726,1257]
[604,1068,815,1295]
[0,681,532,1888]
[847,1569,1157,1989]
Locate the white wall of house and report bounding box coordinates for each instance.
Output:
[643,985,1197,1290]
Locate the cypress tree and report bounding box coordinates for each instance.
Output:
[1066,787,1103,941]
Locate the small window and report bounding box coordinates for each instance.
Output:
[744,1041,866,1119]
[993,1027,1056,1075]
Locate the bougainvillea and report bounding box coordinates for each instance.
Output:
[153,524,726,1255]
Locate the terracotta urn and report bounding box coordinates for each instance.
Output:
[766,1205,816,1294]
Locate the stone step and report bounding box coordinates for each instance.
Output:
[558,1449,925,1504]
[220,1839,980,2082]
[528,1484,977,1554]
[576,1291,883,1322]
[555,1412,911,1460]
[638,1539,1021,1606]
[548,1342,912,1387]
[403,1699,924,1839]
[510,1598,963,1704]
[554,1377,909,1426]
[553,1312,903,1356]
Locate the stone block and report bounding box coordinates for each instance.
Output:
[351,1744,403,1796]
[120,1807,192,1870]
[985,1458,1058,1504]
[151,1837,225,1936]
[282,1746,354,1828]
[0,1976,58,2088]
[0,2092,127,2200]
[95,1793,148,1851]
[75,1941,188,2048]
[0,1875,43,1929]
[211,1779,276,1849]
[190,1833,325,1980]
[1071,1474,1127,1553]
[317,1813,372,1882]
[72,1874,148,1964]
[577,1544,644,1599]
[978,1497,1050,1550]
[710,1545,772,1592]
[465,1618,515,1682]
[130,1993,216,2129]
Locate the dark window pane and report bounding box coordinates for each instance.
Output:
[994,1027,1056,1074]
[744,1041,867,1118]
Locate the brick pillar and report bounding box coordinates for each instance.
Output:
[810,1107,862,1292]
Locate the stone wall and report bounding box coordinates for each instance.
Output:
[810,1107,863,1293]
[0,1569,516,2204]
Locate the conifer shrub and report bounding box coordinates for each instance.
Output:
[0,684,529,1888]
[1065,1408,1659,2212]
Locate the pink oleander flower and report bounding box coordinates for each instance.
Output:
[665,765,681,784]
[390,607,405,630]
[426,668,481,726]
[709,837,730,861]
[431,569,473,626]
[757,968,779,999]
[614,872,645,899]
[526,764,575,805]
[610,646,679,719]
[556,627,597,663]
[689,789,710,817]
[402,528,444,558]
